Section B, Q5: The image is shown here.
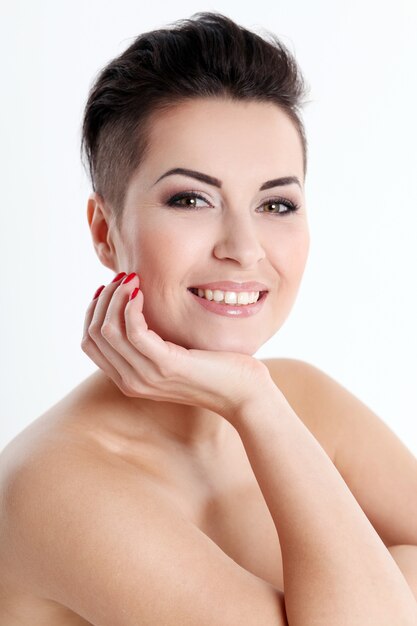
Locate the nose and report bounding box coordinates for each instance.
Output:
[213,211,266,268]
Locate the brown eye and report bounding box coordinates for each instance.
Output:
[264,201,284,213]
[258,198,300,215]
[166,191,211,209]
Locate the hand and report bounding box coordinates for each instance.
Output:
[81,272,276,422]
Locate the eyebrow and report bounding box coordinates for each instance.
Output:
[153,167,302,191]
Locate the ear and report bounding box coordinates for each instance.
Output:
[86,193,120,272]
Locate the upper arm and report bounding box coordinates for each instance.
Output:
[264,357,417,548]
[3,447,287,626]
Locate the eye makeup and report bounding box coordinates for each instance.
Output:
[165,190,301,215]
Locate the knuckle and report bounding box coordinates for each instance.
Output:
[119,377,139,397]
[142,366,166,388]
[125,328,143,346]
[80,336,90,352]
[154,361,172,380]
[120,385,135,398]
[88,323,101,339]
[100,322,118,340]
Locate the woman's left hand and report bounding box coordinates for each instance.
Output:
[81,272,279,423]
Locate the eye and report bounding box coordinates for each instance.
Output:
[165,191,301,215]
[257,197,301,215]
[166,191,211,209]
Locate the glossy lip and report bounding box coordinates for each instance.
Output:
[188,289,268,318]
[189,280,269,292]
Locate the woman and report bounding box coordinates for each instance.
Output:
[1,11,417,626]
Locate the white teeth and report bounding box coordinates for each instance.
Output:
[224,291,237,305]
[213,290,224,302]
[192,288,261,305]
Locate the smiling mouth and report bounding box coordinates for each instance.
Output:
[188,287,266,306]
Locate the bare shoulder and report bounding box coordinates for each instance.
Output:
[260,357,348,463]
[0,411,287,625]
[260,357,417,550]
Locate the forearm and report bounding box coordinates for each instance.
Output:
[232,389,417,625]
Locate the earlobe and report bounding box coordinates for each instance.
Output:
[86,193,118,271]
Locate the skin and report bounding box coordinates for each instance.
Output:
[2,98,417,626]
[86,96,310,451]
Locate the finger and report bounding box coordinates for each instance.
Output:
[124,286,172,362]
[82,283,108,339]
[102,274,145,336]
[82,337,125,389]
[81,283,129,390]
[102,279,179,379]
[85,273,139,383]
[101,275,157,368]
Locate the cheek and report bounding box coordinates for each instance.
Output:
[268,226,310,279]
[291,228,310,273]
[131,228,199,283]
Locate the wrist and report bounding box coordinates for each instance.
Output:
[226,380,291,430]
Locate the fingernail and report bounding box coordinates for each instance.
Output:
[93,285,105,300]
[121,272,137,285]
[129,287,139,301]
[112,271,127,283]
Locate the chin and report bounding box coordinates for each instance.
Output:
[145,312,274,355]
[166,331,268,356]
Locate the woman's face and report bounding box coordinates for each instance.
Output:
[102,97,309,355]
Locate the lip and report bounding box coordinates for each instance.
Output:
[188,289,268,318]
[188,281,269,292]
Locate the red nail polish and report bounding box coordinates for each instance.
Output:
[129,287,139,301]
[121,272,136,285]
[93,285,105,300]
[112,272,127,283]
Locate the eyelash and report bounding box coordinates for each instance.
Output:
[166,190,301,215]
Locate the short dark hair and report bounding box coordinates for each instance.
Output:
[80,11,310,231]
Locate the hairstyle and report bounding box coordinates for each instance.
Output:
[80,11,310,231]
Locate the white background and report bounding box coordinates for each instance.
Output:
[1,0,416,454]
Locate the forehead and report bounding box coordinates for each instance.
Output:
[136,97,304,189]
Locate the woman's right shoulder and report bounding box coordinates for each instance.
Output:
[0,371,104,476]
[0,370,138,550]
[0,369,151,495]
[0,384,156,595]
[0,368,138,478]
[0,395,288,625]
[0,402,287,626]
